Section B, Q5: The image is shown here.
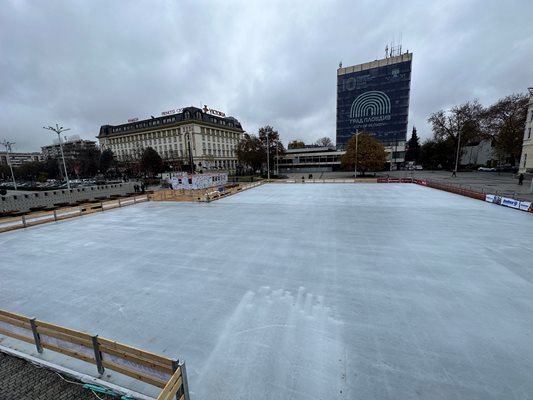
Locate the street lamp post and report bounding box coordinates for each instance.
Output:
[453,130,462,177]
[1,140,17,190]
[354,130,360,179]
[266,135,270,180]
[276,140,279,176]
[43,124,71,189]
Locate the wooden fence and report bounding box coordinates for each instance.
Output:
[150,182,264,203]
[0,195,149,234]
[0,309,189,400]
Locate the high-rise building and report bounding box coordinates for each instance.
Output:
[519,87,533,173]
[336,51,413,168]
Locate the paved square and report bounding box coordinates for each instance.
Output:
[1,184,532,399]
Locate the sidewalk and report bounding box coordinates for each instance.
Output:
[0,352,116,400]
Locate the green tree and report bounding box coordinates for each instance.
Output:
[315,137,334,147]
[484,93,528,165]
[141,147,163,177]
[236,133,264,173]
[405,126,421,162]
[341,133,387,175]
[288,140,305,149]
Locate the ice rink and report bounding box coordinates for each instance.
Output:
[1,183,532,399]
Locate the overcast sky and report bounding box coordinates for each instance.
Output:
[1,0,532,152]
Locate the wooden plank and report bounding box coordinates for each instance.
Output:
[26,210,55,219]
[99,346,174,374]
[0,216,24,224]
[37,326,93,347]
[26,217,56,226]
[157,376,182,400]
[0,327,35,344]
[156,367,181,398]
[0,225,24,233]
[156,368,182,400]
[97,337,173,366]
[34,320,92,340]
[0,309,30,322]
[41,341,95,364]
[101,360,168,388]
[0,314,32,329]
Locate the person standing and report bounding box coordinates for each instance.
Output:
[518,173,524,185]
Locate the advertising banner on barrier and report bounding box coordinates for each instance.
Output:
[486,194,533,213]
[501,197,520,209]
[519,201,533,212]
[485,194,501,204]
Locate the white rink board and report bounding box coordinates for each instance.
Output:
[1,184,532,400]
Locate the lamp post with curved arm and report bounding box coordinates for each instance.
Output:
[43,124,71,189]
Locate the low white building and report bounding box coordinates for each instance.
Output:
[169,172,228,190]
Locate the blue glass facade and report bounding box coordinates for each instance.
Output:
[336,54,412,149]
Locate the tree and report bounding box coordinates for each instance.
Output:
[288,140,305,149]
[405,127,421,162]
[341,133,387,175]
[484,93,528,166]
[141,147,163,177]
[72,148,100,178]
[236,133,264,173]
[428,100,484,167]
[258,125,285,174]
[99,149,116,175]
[315,137,334,148]
[418,138,455,170]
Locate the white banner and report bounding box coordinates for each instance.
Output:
[500,197,520,209]
[519,201,533,212]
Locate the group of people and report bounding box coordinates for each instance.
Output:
[133,183,145,193]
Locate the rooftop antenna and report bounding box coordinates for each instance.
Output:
[385,45,388,58]
[339,61,342,68]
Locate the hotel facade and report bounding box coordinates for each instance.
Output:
[97,106,244,173]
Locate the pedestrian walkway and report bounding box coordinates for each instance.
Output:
[0,352,116,400]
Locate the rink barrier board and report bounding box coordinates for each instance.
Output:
[0,308,189,399]
[0,195,148,233]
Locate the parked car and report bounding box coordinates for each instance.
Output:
[414,165,423,170]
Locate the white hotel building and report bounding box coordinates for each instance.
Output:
[97,106,244,172]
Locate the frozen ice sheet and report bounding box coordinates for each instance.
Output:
[1,184,533,399]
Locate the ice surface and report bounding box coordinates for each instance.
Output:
[1,184,533,399]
